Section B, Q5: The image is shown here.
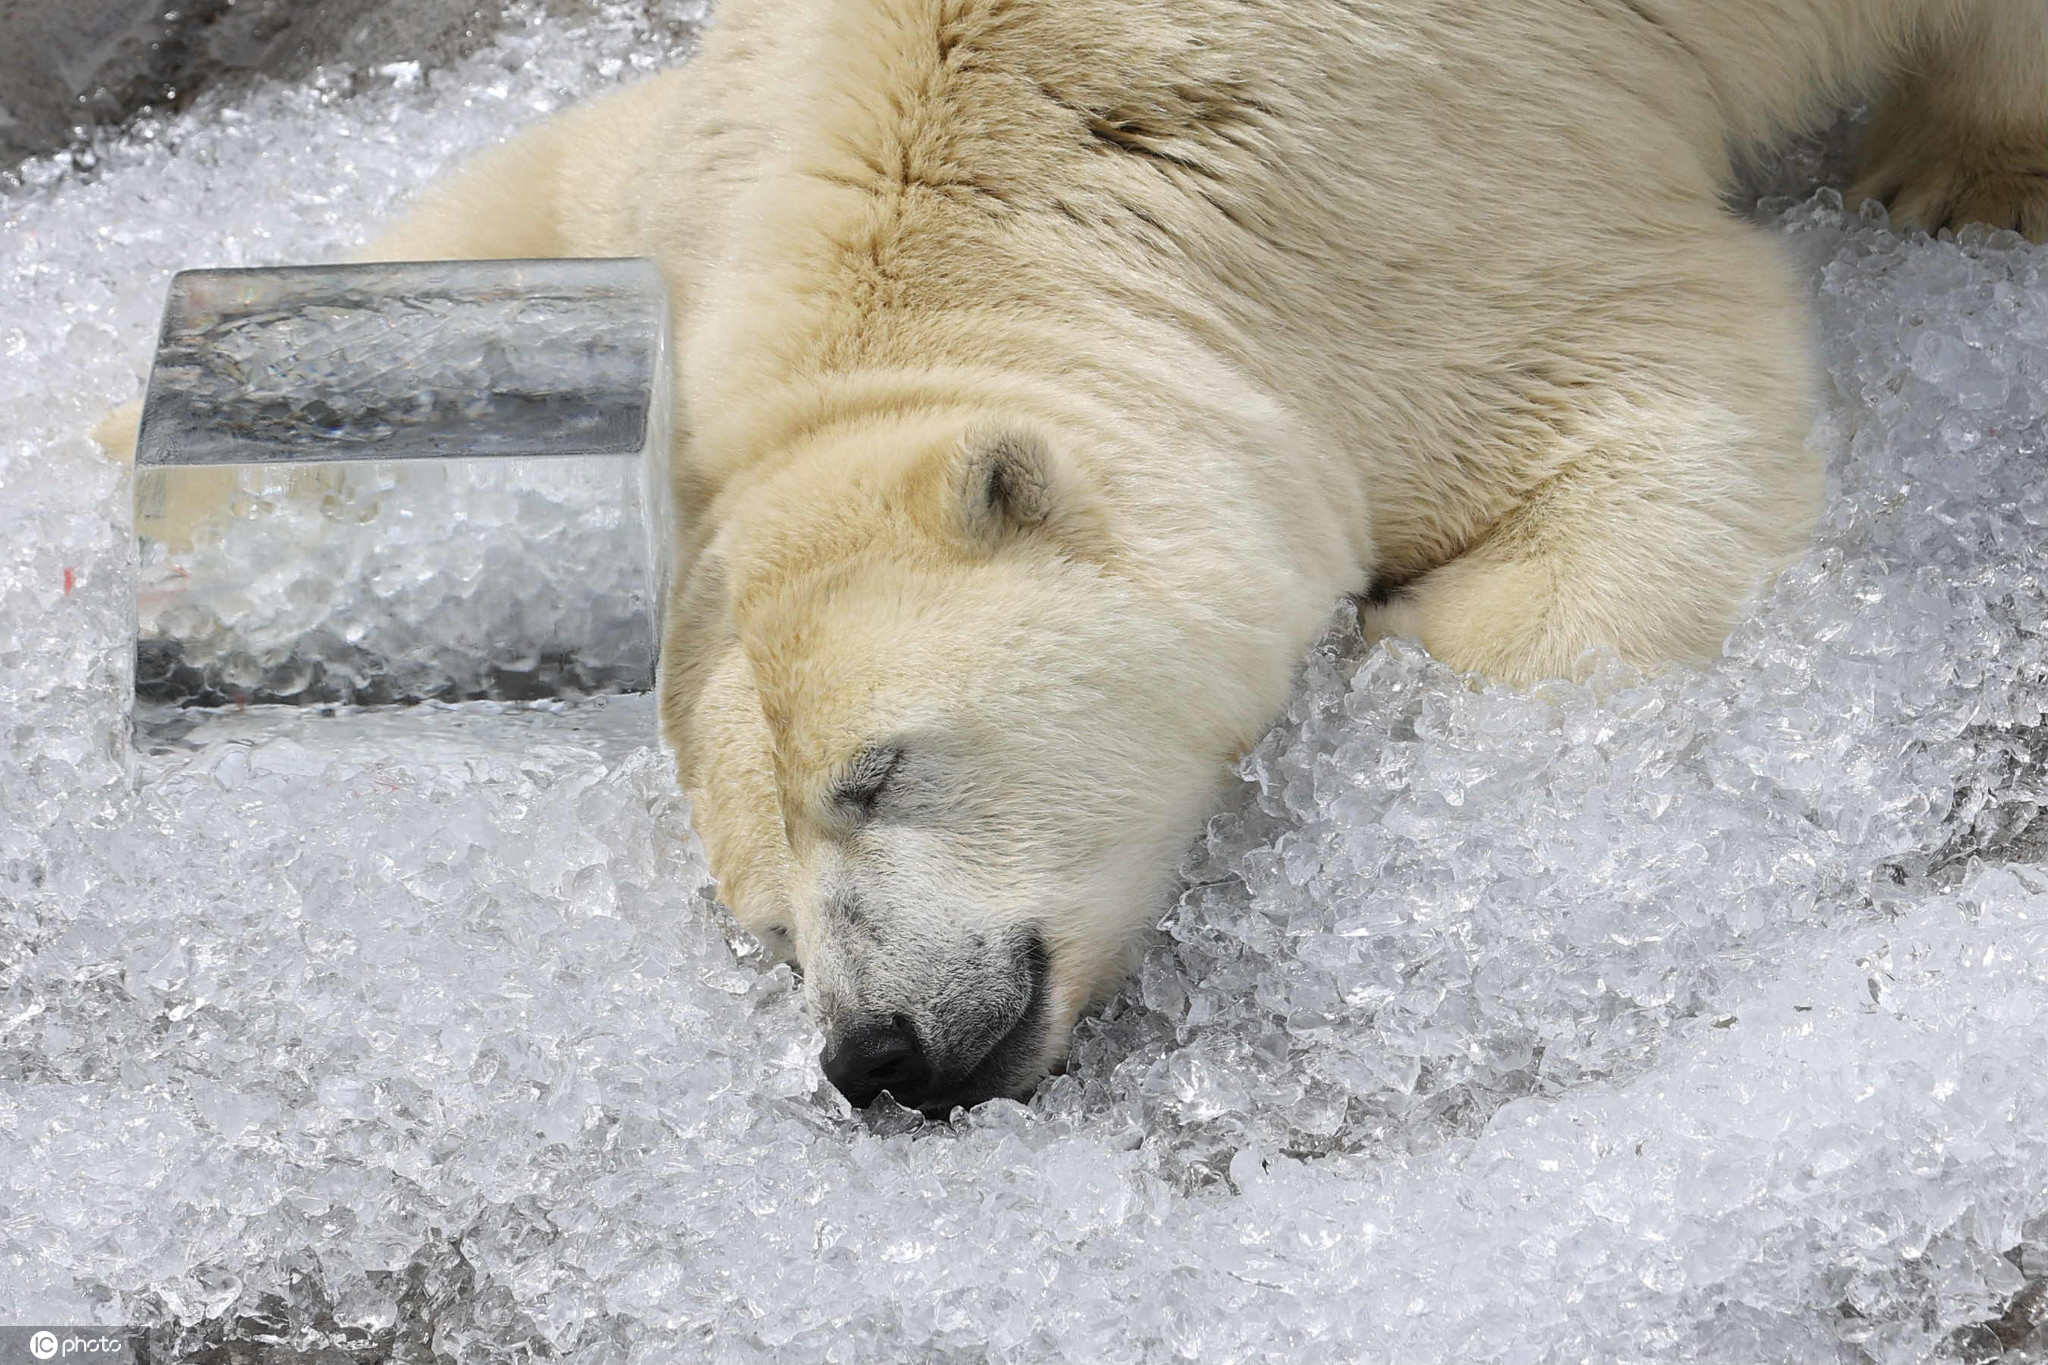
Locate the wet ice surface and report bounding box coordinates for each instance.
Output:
[140,260,666,466]
[3,4,2047,1360]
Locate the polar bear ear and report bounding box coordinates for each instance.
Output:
[950,425,1106,554]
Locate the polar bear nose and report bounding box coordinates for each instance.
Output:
[821,1014,933,1110]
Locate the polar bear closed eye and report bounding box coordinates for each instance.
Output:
[208,0,2040,1112]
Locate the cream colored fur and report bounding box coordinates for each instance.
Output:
[107,0,2048,1101]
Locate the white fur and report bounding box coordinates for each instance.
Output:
[159,0,2048,1099]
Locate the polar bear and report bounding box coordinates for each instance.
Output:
[117,0,2045,1113]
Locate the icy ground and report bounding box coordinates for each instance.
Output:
[3,3,2047,1360]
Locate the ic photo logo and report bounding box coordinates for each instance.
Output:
[16,1331,127,1362]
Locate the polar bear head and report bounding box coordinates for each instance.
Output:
[662,411,1245,1115]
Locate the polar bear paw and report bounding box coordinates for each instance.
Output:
[1859,81,2048,244]
[1850,111,2048,243]
[91,398,141,463]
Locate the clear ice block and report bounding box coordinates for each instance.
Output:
[131,258,672,713]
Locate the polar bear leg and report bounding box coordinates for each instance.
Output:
[1359,443,1819,686]
[352,72,677,262]
[1848,0,2047,242]
[1359,451,1807,687]
[1361,223,1823,686]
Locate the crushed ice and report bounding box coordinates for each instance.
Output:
[2,3,2045,1358]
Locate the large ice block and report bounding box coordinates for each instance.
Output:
[131,258,673,713]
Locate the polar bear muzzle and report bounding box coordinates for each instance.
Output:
[819,929,1051,1115]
